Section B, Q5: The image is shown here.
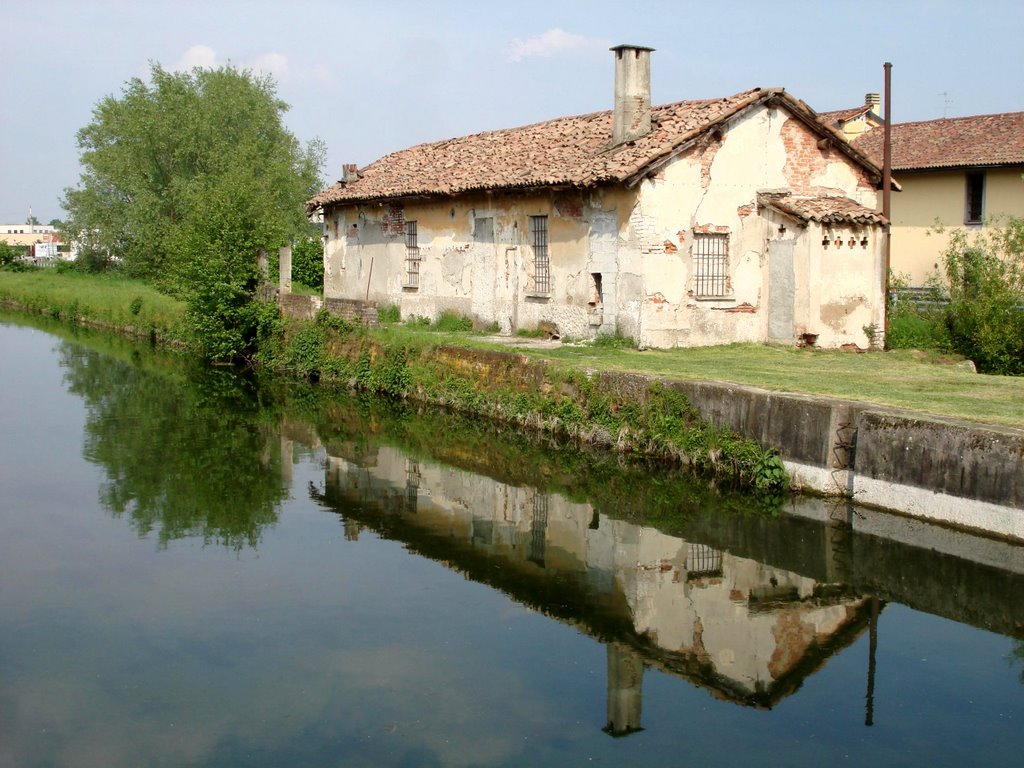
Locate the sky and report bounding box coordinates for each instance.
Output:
[2,0,1022,224]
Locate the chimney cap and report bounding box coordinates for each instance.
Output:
[610,44,656,53]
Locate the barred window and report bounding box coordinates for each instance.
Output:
[529,215,550,294]
[693,232,729,297]
[405,220,420,288]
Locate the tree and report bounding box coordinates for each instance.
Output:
[63,63,324,360]
[291,231,325,290]
[26,214,40,225]
[939,216,1024,375]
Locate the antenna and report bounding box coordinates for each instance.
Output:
[938,91,952,118]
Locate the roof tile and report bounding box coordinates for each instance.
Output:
[309,88,775,208]
[853,112,1024,170]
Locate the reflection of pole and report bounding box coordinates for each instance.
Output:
[865,596,880,726]
[604,643,644,737]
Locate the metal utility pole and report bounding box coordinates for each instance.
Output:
[882,62,893,348]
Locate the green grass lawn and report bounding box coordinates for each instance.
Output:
[0,270,186,338]
[372,326,1024,429]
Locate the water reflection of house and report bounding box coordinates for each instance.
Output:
[317,443,871,731]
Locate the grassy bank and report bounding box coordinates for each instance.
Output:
[3,270,1022,430]
[0,270,186,343]
[362,324,1024,429]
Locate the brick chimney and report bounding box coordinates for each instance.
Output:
[611,44,655,146]
[342,164,359,183]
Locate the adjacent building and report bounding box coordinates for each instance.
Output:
[310,46,890,349]
[833,108,1024,286]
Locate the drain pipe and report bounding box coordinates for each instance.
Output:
[882,62,892,348]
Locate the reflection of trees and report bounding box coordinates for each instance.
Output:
[1010,640,1024,684]
[59,344,286,549]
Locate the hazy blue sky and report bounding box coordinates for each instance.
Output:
[2,0,1022,223]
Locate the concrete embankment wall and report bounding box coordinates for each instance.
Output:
[424,347,1024,542]
[660,378,1024,542]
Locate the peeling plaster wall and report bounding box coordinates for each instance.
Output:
[632,105,884,349]
[323,188,641,339]
[322,104,883,349]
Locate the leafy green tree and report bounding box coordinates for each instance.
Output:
[291,232,325,290]
[939,217,1024,374]
[25,214,40,225]
[0,241,30,270]
[63,63,324,360]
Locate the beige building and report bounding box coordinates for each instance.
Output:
[1,222,56,248]
[310,46,890,349]
[844,110,1024,286]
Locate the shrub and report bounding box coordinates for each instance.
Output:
[378,304,400,324]
[291,234,324,290]
[433,310,473,332]
[939,217,1024,375]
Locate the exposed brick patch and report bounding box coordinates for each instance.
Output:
[381,204,406,236]
[782,118,873,193]
[692,223,730,235]
[554,192,584,220]
[715,302,757,313]
[737,203,755,218]
[697,138,722,189]
[664,240,678,253]
[324,298,380,327]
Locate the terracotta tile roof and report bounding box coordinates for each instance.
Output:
[853,112,1024,170]
[818,105,874,125]
[758,193,888,226]
[309,88,883,209]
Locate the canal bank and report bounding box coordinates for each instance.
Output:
[406,343,1024,542]
[3,290,1022,540]
[268,302,1024,541]
[290,317,1024,540]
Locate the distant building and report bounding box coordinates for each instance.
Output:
[1,222,74,262]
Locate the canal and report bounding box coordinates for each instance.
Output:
[1,316,1021,767]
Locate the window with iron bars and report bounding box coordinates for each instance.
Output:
[693,232,730,298]
[405,221,420,288]
[529,215,550,294]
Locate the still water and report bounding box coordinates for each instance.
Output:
[1,316,1021,767]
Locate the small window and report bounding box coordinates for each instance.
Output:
[529,215,550,294]
[965,172,985,224]
[405,221,420,288]
[693,232,730,297]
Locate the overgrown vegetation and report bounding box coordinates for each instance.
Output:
[887,217,1024,376]
[940,217,1024,375]
[290,233,324,290]
[0,242,29,271]
[255,314,788,495]
[61,63,323,362]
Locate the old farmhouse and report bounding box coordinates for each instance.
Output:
[309,46,890,349]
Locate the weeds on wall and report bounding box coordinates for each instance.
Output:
[260,308,786,495]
